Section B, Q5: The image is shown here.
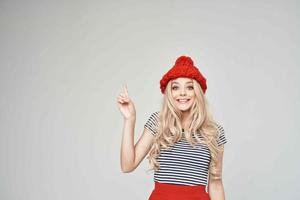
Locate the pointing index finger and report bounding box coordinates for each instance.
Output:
[125,83,129,96]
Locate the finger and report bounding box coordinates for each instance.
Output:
[120,92,126,97]
[124,83,129,97]
[118,95,128,102]
[120,85,126,95]
[122,97,129,102]
[118,96,125,101]
[119,96,128,102]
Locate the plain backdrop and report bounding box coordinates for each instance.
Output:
[0,0,299,199]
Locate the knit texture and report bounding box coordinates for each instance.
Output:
[159,55,207,94]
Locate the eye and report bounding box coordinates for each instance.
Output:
[172,86,178,90]
[188,86,194,90]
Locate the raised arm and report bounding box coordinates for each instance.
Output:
[117,84,155,173]
[120,120,155,173]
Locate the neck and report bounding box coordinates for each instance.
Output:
[181,111,190,130]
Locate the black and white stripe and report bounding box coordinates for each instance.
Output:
[144,111,160,136]
[144,111,227,186]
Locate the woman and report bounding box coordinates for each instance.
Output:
[118,55,227,200]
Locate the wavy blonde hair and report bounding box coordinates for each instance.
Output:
[146,79,224,179]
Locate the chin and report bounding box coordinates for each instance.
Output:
[177,105,193,112]
[179,108,191,112]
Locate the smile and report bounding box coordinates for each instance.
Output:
[177,99,190,103]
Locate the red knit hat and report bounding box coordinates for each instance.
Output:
[160,55,207,94]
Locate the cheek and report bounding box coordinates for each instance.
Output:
[171,92,176,99]
[171,91,180,98]
[188,91,195,97]
[189,95,196,102]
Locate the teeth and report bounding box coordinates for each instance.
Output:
[178,99,189,102]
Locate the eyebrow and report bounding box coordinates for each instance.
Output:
[172,81,193,85]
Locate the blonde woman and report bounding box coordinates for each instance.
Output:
[118,55,228,200]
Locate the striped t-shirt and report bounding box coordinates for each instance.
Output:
[144,111,227,186]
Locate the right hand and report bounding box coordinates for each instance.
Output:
[117,83,136,120]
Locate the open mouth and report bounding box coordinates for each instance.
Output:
[177,99,190,104]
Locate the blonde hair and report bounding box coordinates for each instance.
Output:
[146,79,224,179]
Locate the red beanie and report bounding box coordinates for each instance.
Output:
[159,55,207,94]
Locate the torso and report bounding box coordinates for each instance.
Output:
[154,133,211,186]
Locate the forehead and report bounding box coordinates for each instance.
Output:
[171,77,193,84]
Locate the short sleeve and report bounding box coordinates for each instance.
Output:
[216,123,227,146]
[144,111,160,136]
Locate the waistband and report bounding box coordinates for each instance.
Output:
[153,181,206,195]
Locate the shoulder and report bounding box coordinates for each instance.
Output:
[215,121,227,146]
[144,111,160,136]
[215,122,225,133]
[146,111,160,121]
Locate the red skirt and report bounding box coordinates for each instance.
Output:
[148,181,210,200]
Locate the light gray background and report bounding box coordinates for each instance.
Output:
[1,0,299,199]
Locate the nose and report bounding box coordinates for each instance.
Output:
[180,89,187,96]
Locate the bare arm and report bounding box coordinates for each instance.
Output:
[120,119,155,173]
[120,118,136,172]
[208,145,226,200]
[117,83,155,173]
